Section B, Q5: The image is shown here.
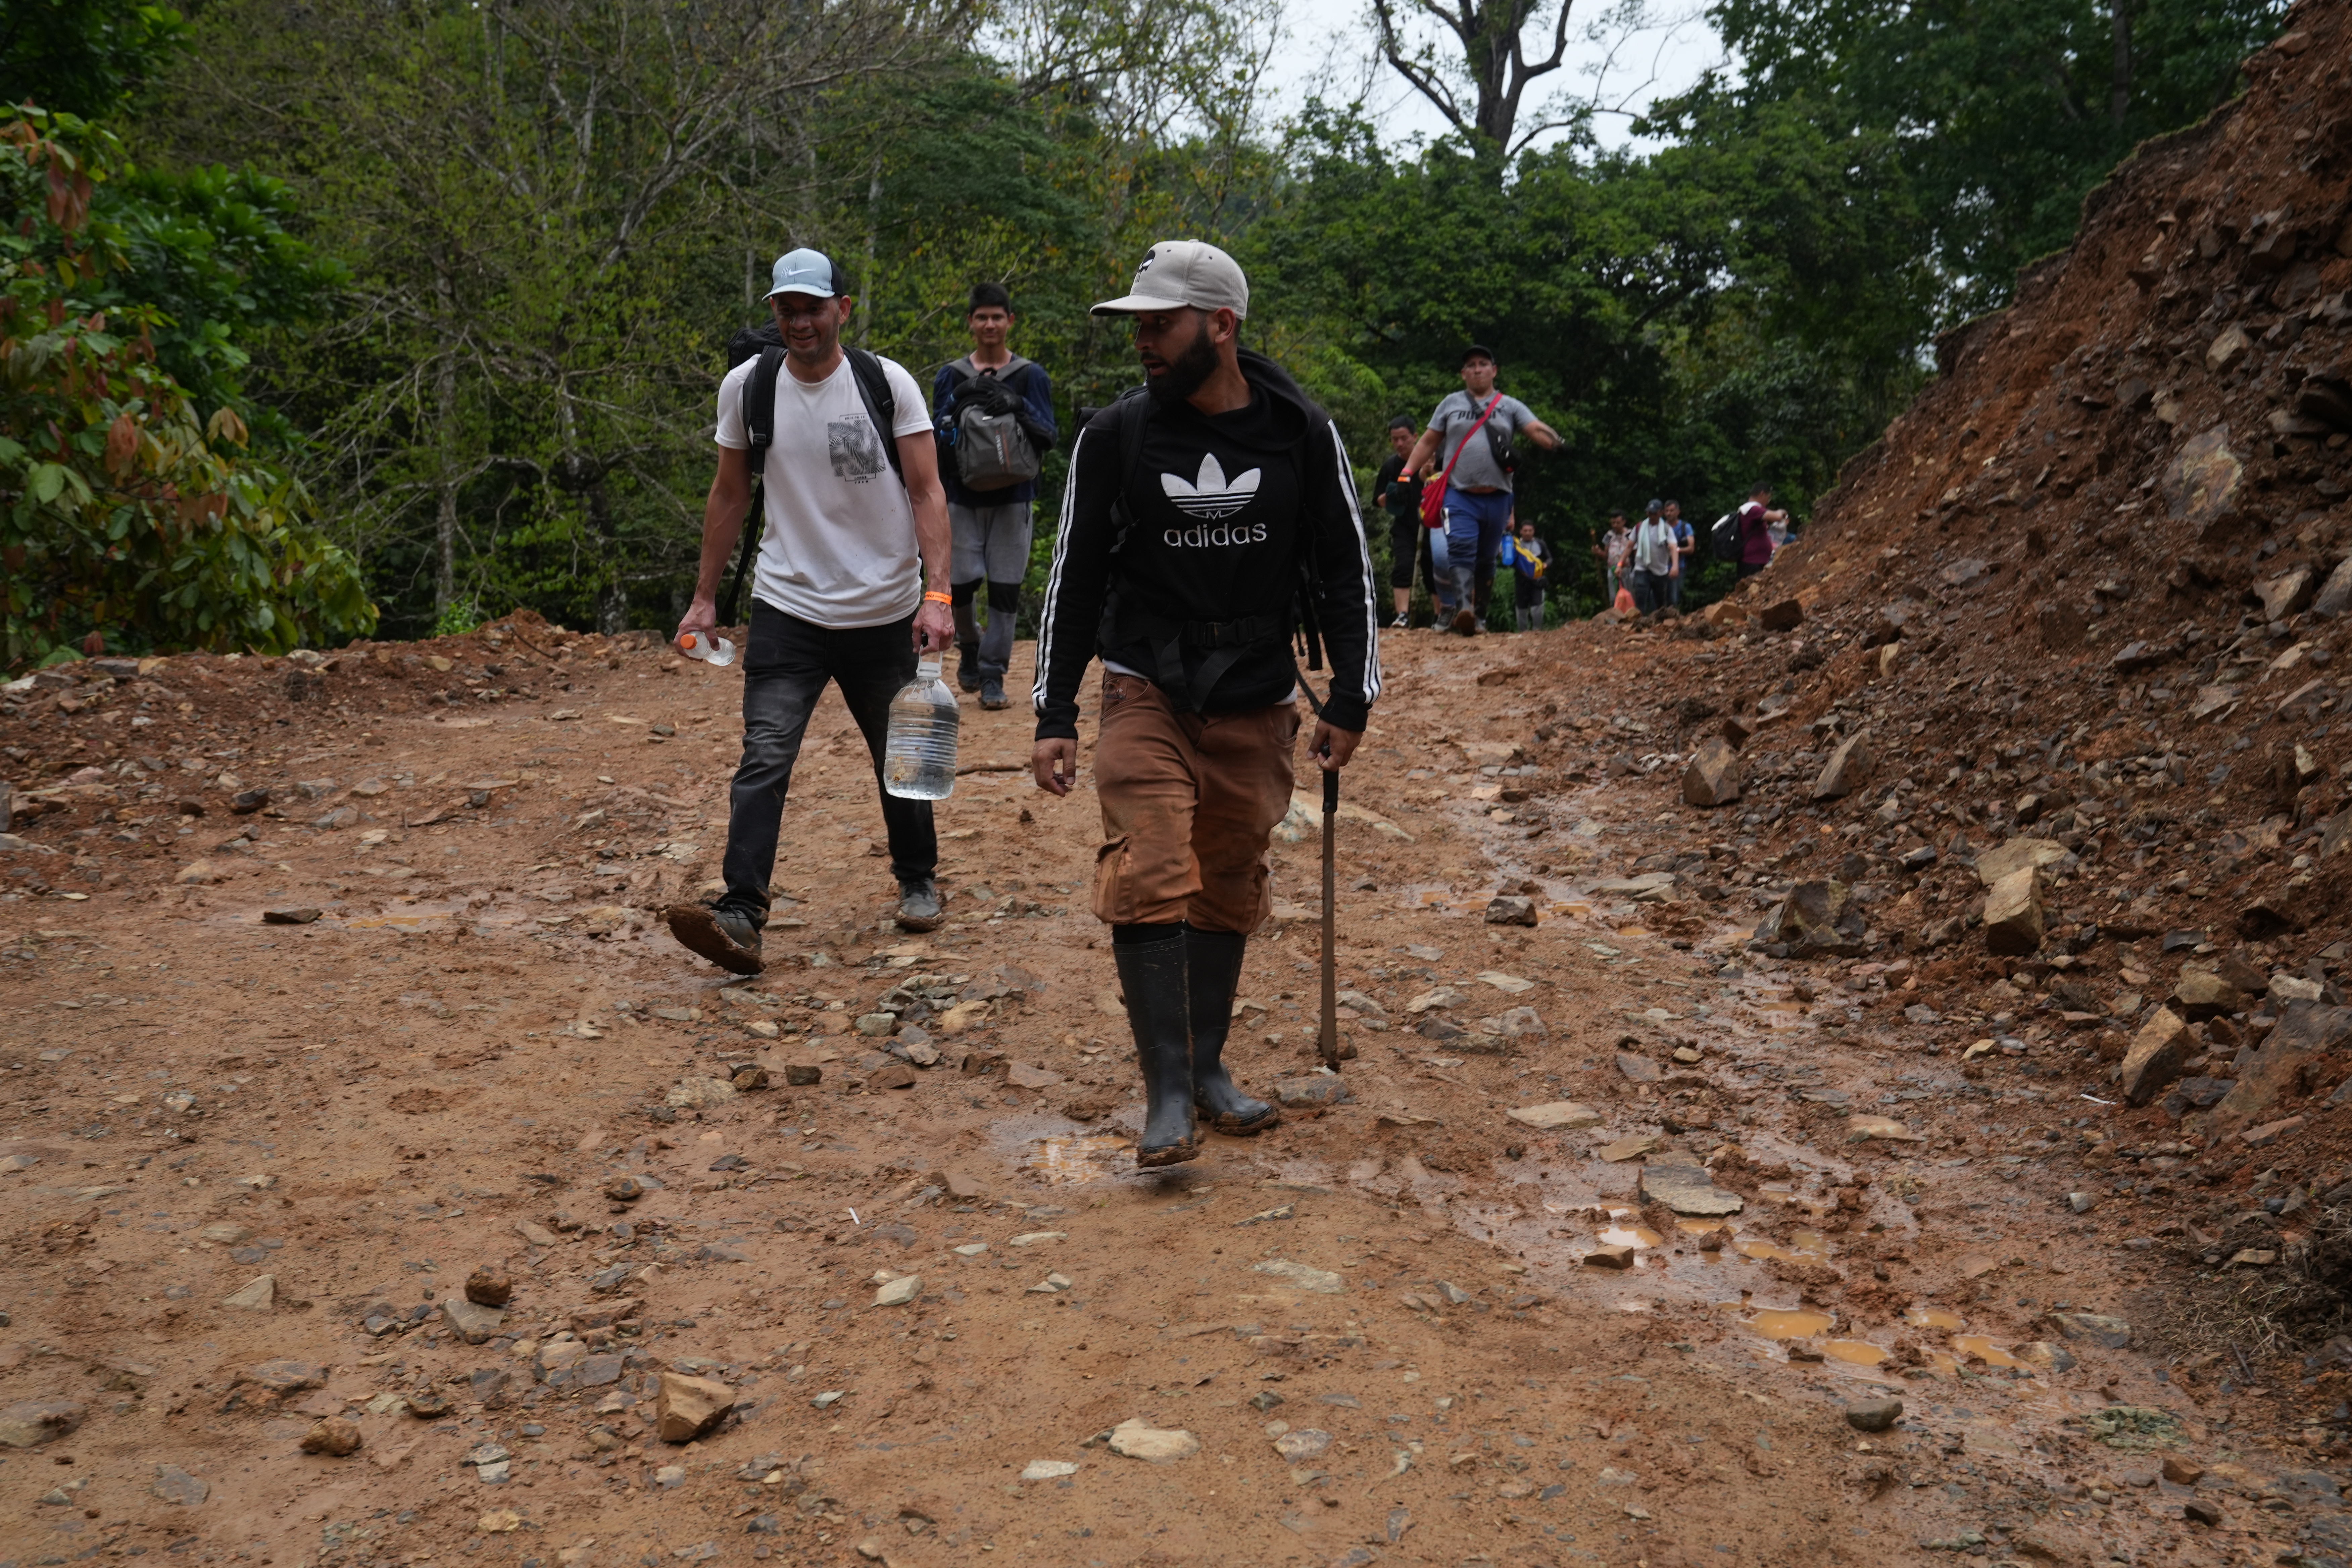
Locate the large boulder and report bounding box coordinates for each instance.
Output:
[1973,837,2068,887]
[1768,880,1867,957]
[1682,737,1743,807]
[2170,970,2244,1022]
[2118,1009,2195,1106]
[1810,732,1874,800]
[1981,866,2045,956]
[2216,1002,2352,1138]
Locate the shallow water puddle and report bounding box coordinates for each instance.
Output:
[1951,1335,2031,1371]
[1904,1305,1967,1332]
[1735,1229,1831,1265]
[1746,1308,1835,1339]
[1822,1340,1888,1367]
[1599,1223,1663,1250]
[1030,1133,1133,1183]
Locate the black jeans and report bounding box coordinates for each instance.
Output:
[718,601,937,932]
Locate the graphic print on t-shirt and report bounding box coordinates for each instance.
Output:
[1160,453,1262,521]
[828,416,885,481]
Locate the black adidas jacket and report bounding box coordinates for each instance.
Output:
[1031,349,1381,740]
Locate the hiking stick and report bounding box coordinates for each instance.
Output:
[1318,767,1343,1070]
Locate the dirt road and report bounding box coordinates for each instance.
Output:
[4,617,2331,1568]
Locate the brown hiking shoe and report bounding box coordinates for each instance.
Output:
[1451,606,1478,635]
[666,904,764,975]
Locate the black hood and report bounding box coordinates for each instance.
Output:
[1146,346,1320,452]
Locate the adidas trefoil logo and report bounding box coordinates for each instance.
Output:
[1160,453,1262,520]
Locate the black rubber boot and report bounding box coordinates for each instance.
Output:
[1186,926,1279,1135]
[1113,934,1198,1168]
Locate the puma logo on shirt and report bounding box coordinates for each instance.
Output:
[1160,453,1262,520]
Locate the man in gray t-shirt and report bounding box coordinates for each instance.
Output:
[1403,345,1561,635]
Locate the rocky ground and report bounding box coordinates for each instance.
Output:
[8,5,2352,1564]
[0,599,2343,1568]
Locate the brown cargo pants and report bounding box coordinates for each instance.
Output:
[1089,672,1300,934]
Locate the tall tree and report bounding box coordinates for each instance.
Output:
[1370,0,1582,155]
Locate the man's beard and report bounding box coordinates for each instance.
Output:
[1144,320,1221,407]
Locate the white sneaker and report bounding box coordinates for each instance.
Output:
[1388,615,1408,629]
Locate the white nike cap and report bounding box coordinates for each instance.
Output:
[1090,240,1248,320]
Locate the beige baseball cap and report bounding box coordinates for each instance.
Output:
[1090,240,1249,319]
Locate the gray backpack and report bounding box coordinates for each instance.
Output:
[947,355,1042,490]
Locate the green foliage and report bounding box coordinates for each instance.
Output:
[1244,103,1927,603]
[1681,0,2288,321]
[0,107,374,671]
[0,0,186,119]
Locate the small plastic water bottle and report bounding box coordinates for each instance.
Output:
[883,657,959,800]
[676,631,736,668]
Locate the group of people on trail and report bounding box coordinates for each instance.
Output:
[1370,346,1564,637]
[665,240,1378,1173]
[1592,485,1790,616]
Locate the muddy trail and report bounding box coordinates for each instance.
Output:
[0,591,2335,1568]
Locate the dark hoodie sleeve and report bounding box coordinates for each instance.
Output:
[1303,417,1381,732]
[1030,416,1121,741]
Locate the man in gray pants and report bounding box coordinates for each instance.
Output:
[932,283,1057,709]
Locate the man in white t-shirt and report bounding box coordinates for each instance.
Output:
[666,248,955,976]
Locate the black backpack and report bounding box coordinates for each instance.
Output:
[1076,387,1329,712]
[1709,508,1741,563]
[718,325,903,623]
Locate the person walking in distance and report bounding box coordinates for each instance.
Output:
[1032,240,1380,1168]
[1505,517,1551,631]
[1736,483,1787,579]
[1402,345,1561,636]
[666,248,954,977]
[1631,499,1677,614]
[933,283,1057,710]
[1592,510,1632,610]
[1372,414,1444,627]
[1664,499,1694,608]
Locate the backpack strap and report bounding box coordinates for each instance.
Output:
[745,347,785,459]
[843,347,905,485]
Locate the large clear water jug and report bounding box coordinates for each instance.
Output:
[883,656,959,800]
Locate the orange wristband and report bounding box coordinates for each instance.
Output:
[923,591,952,605]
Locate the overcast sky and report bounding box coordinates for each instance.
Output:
[1258,0,1730,155]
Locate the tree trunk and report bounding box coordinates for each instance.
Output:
[587,472,627,633]
[434,349,458,623]
[2110,0,2133,126]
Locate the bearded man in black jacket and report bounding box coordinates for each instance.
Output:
[1030,241,1381,1169]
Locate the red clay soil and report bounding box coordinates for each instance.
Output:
[4,9,2352,1566]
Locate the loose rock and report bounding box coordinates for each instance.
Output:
[1844,1398,1903,1433]
[465,1267,513,1307]
[2118,1008,2195,1106]
[1810,731,1873,800]
[1483,894,1538,927]
[1505,1101,1600,1130]
[222,1274,275,1311]
[1681,737,1743,807]
[0,1398,85,1448]
[300,1417,363,1457]
[1107,1418,1199,1463]
[654,1373,736,1443]
[1981,865,2044,956]
[153,1464,208,1506]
